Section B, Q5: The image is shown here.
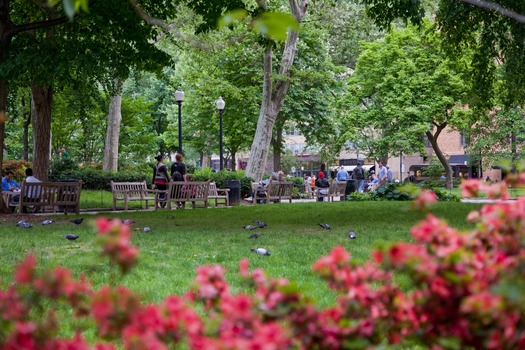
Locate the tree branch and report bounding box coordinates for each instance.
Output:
[129,0,251,49]
[460,0,525,23]
[11,16,68,37]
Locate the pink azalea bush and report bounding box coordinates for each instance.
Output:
[1,174,525,349]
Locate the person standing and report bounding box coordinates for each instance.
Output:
[386,165,394,183]
[153,155,169,208]
[378,161,387,186]
[60,147,70,158]
[336,166,348,182]
[353,163,365,193]
[171,153,187,180]
[315,172,330,202]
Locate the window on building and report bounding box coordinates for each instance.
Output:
[460,133,467,146]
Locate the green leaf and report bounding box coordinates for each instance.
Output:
[252,12,299,41]
[218,9,248,28]
[63,0,76,19]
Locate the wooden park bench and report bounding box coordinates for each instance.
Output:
[208,182,230,207]
[155,181,210,210]
[18,180,83,214]
[111,180,155,211]
[317,180,347,202]
[252,181,294,204]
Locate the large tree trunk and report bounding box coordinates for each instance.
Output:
[272,124,284,171]
[103,79,123,172]
[31,84,53,181]
[426,124,453,189]
[23,96,31,161]
[0,81,7,213]
[245,0,308,181]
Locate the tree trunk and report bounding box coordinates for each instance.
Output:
[0,80,7,213]
[103,79,123,172]
[231,150,236,171]
[426,125,453,189]
[23,96,31,161]
[245,0,308,181]
[31,84,53,181]
[272,124,284,171]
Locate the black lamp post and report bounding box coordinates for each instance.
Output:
[216,96,225,170]
[175,88,185,154]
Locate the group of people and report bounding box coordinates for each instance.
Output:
[367,161,394,191]
[153,153,192,208]
[303,161,396,199]
[247,171,286,203]
[2,168,41,213]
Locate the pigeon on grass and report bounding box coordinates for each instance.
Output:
[248,233,263,239]
[251,248,271,256]
[319,223,331,230]
[243,225,258,231]
[63,234,79,241]
[254,220,267,228]
[143,227,151,233]
[348,230,356,239]
[16,221,32,229]
[122,219,135,225]
[42,219,54,225]
[70,218,84,225]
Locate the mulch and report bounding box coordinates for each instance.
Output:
[0,213,66,225]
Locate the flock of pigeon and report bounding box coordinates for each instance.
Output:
[16,218,84,240]
[15,217,356,254]
[245,221,356,257]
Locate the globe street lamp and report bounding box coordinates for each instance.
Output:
[216,96,225,170]
[175,88,185,154]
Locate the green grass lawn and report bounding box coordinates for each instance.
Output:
[0,201,481,308]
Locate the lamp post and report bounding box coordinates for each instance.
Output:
[175,88,185,154]
[216,97,225,170]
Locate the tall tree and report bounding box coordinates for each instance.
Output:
[245,0,309,181]
[341,21,472,188]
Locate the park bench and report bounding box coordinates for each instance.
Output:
[317,180,347,202]
[208,182,230,207]
[251,181,294,204]
[155,181,210,210]
[2,190,19,212]
[111,181,155,211]
[18,180,83,214]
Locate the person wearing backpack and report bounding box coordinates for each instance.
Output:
[315,172,330,202]
[353,162,365,193]
[152,155,169,208]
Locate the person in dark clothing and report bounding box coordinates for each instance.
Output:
[171,153,187,180]
[152,155,169,208]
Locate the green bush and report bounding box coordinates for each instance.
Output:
[193,168,255,198]
[1,160,32,181]
[347,191,374,201]
[49,161,149,191]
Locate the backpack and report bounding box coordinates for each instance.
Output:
[172,171,183,181]
[316,178,330,188]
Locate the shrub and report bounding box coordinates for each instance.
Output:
[49,166,149,191]
[194,168,255,198]
[1,159,32,181]
[2,175,525,349]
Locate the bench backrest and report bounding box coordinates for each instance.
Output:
[329,181,347,196]
[19,180,82,212]
[280,182,294,198]
[111,181,148,197]
[266,181,294,199]
[167,181,210,200]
